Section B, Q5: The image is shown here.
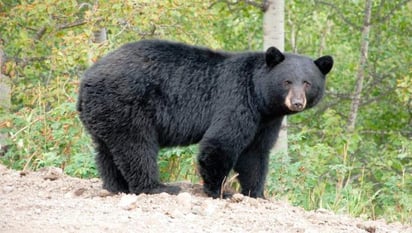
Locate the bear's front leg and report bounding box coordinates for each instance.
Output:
[198,139,238,198]
[234,118,283,198]
[198,109,258,198]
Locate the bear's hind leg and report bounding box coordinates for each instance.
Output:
[108,130,180,195]
[93,137,129,193]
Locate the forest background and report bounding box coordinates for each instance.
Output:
[0,0,411,224]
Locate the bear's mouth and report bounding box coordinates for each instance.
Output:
[287,103,305,112]
[285,94,306,112]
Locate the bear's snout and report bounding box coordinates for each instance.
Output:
[285,89,307,112]
[291,99,305,111]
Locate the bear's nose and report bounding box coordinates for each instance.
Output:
[291,98,305,111]
[293,102,304,110]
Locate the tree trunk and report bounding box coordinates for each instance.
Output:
[347,0,372,132]
[93,28,107,44]
[263,0,287,155]
[0,49,11,110]
[263,0,285,50]
[88,27,107,65]
[0,47,11,155]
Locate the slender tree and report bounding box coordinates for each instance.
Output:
[347,0,372,132]
[263,0,287,154]
[0,47,11,155]
[0,48,10,110]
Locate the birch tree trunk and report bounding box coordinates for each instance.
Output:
[263,0,287,154]
[0,49,11,110]
[87,27,107,65]
[0,47,11,154]
[263,0,285,50]
[347,0,372,132]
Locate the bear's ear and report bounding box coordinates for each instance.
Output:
[314,55,334,75]
[265,47,285,68]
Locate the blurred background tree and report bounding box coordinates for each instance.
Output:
[0,0,410,223]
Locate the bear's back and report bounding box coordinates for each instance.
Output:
[82,40,232,91]
[114,40,230,68]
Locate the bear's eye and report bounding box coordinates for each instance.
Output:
[303,81,311,87]
[284,80,292,86]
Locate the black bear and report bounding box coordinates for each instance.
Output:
[77,39,333,198]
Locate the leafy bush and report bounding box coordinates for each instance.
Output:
[158,145,199,183]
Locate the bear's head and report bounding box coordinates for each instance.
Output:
[256,47,333,116]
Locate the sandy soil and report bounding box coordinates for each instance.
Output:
[0,164,411,233]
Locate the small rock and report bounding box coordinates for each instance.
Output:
[98,189,114,197]
[246,197,259,208]
[357,223,376,233]
[0,164,7,172]
[73,188,87,196]
[191,205,202,215]
[118,194,138,210]
[316,208,333,214]
[144,213,163,226]
[199,200,218,216]
[231,193,244,202]
[2,185,14,193]
[158,192,170,199]
[64,191,75,198]
[42,167,63,181]
[90,178,101,183]
[19,170,28,176]
[135,193,148,202]
[166,209,185,219]
[176,192,192,211]
[291,227,305,233]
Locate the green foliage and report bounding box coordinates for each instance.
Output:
[281,0,412,223]
[158,145,199,183]
[1,0,411,224]
[268,119,412,222]
[1,100,95,177]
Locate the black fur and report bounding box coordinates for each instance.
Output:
[77,39,333,198]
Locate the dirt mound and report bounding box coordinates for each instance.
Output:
[0,164,410,233]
